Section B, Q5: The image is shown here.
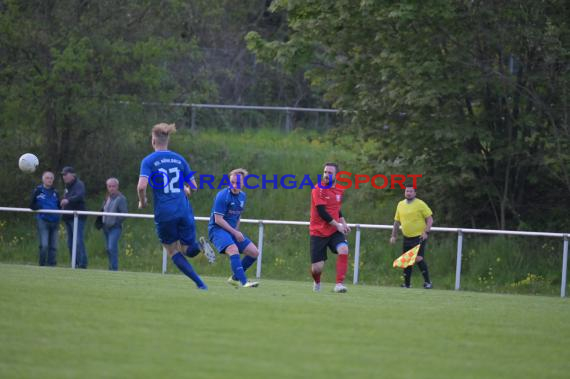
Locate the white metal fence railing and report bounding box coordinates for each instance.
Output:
[1,206,568,297]
[121,101,341,132]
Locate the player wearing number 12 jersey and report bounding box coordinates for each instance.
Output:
[137,123,209,290]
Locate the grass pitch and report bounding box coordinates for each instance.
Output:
[0,264,568,379]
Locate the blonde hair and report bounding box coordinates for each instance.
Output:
[229,168,248,178]
[152,123,177,145]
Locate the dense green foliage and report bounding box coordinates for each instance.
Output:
[247,0,570,231]
[2,1,566,231]
[1,264,569,378]
[0,0,189,203]
[0,0,316,205]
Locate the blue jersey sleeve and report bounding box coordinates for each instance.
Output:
[213,190,227,216]
[140,156,152,178]
[180,157,195,184]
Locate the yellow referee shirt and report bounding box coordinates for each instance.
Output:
[394,199,433,237]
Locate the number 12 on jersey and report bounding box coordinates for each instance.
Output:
[158,167,181,194]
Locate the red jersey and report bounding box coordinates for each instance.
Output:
[310,184,345,237]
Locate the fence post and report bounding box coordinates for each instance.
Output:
[162,247,168,274]
[256,221,264,279]
[71,212,78,269]
[285,110,293,133]
[352,225,361,285]
[561,235,568,298]
[454,230,463,290]
[191,105,196,132]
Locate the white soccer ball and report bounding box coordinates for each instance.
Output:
[18,153,39,173]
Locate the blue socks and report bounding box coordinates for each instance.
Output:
[230,254,247,285]
[172,252,206,289]
[242,255,257,272]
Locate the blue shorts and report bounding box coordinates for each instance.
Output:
[209,228,252,254]
[155,215,197,246]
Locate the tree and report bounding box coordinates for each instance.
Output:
[247,0,569,230]
[0,0,207,204]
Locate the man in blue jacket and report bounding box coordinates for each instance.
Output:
[30,171,61,266]
[60,166,88,268]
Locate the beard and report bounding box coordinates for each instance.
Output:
[324,174,335,185]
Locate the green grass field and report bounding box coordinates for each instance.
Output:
[1,264,568,379]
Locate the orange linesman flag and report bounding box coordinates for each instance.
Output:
[392,244,421,269]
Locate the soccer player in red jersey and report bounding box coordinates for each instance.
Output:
[309,163,351,293]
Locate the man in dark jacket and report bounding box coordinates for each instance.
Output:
[30,171,61,266]
[60,166,88,268]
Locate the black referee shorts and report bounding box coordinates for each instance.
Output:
[403,235,427,258]
[310,232,348,264]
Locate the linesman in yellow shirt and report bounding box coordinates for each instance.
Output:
[390,184,434,288]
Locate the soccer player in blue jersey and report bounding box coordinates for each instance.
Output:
[208,168,259,288]
[137,122,213,290]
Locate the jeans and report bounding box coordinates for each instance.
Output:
[36,218,59,266]
[103,224,122,271]
[64,217,88,268]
